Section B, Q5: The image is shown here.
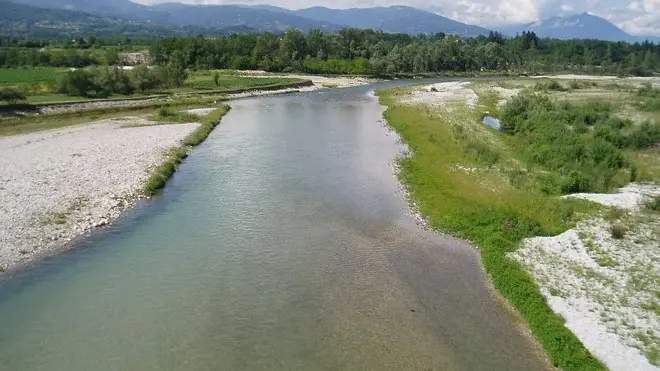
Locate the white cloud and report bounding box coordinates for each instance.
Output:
[133,0,660,36]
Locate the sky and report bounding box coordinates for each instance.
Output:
[134,0,660,36]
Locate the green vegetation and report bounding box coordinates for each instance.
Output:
[647,196,660,211]
[636,84,660,112]
[150,30,660,76]
[377,88,605,371]
[0,96,223,136]
[0,87,26,105]
[143,147,188,196]
[185,70,301,91]
[55,63,185,98]
[143,105,230,195]
[150,107,200,124]
[500,93,660,193]
[0,67,63,85]
[182,105,231,146]
[0,66,305,106]
[610,224,628,239]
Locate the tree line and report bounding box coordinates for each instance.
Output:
[149,29,660,76]
[2,29,660,76]
[56,51,187,98]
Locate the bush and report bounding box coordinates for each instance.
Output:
[610,224,628,239]
[57,69,97,97]
[0,87,27,105]
[534,79,566,91]
[131,65,164,93]
[499,94,645,194]
[646,196,660,212]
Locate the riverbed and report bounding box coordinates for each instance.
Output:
[0,85,548,370]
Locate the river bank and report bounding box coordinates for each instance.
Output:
[0,74,373,271]
[0,115,204,272]
[377,77,660,371]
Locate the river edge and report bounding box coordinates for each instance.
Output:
[375,85,608,371]
[376,89,559,371]
[0,106,232,275]
[0,76,378,274]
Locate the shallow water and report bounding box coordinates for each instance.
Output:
[0,84,546,371]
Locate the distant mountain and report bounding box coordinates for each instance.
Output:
[0,1,248,38]
[150,4,341,33]
[6,0,155,17]
[293,6,490,36]
[498,13,657,42]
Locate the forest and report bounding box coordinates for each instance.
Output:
[1,29,659,76]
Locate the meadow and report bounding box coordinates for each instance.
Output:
[0,67,304,105]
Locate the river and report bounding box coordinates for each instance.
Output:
[0,83,547,371]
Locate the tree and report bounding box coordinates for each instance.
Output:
[164,50,187,88]
[57,69,96,97]
[213,71,220,87]
[131,65,162,93]
[0,87,26,105]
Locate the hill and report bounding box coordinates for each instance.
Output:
[293,6,490,36]
[0,1,248,38]
[498,13,655,42]
[151,4,341,32]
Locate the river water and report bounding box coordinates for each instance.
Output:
[0,84,547,371]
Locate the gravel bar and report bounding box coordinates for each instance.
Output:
[0,119,199,271]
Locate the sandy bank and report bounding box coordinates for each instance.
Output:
[0,119,200,271]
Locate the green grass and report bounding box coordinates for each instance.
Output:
[184,71,303,91]
[0,67,64,85]
[182,104,230,146]
[0,96,225,136]
[149,107,200,124]
[377,87,605,371]
[143,105,231,196]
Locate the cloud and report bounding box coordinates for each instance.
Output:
[133,0,660,36]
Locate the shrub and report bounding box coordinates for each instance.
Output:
[610,224,628,239]
[534,79,566,92]
[0,87,27,105]
[57,69,96,97]
[646,196,660,212]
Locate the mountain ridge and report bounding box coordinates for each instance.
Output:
[499,13,659,42]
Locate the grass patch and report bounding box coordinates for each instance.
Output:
[0,96,225,136]
[184,71,302,91]
[321,83,339,88]
[610,224,628,239]
[149,107,200,123]
[143,105,231,196]
[646,196,660,212]
[377,87,605,371]
[0,67,64,85]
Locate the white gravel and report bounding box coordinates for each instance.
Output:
[401,81,479,109]
[565,183,660,211]
[0,119,199,271]
[513,183,660,371]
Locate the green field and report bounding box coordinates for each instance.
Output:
[0,68,64,85]
[185,71,302,90]
[0,68,305,105]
